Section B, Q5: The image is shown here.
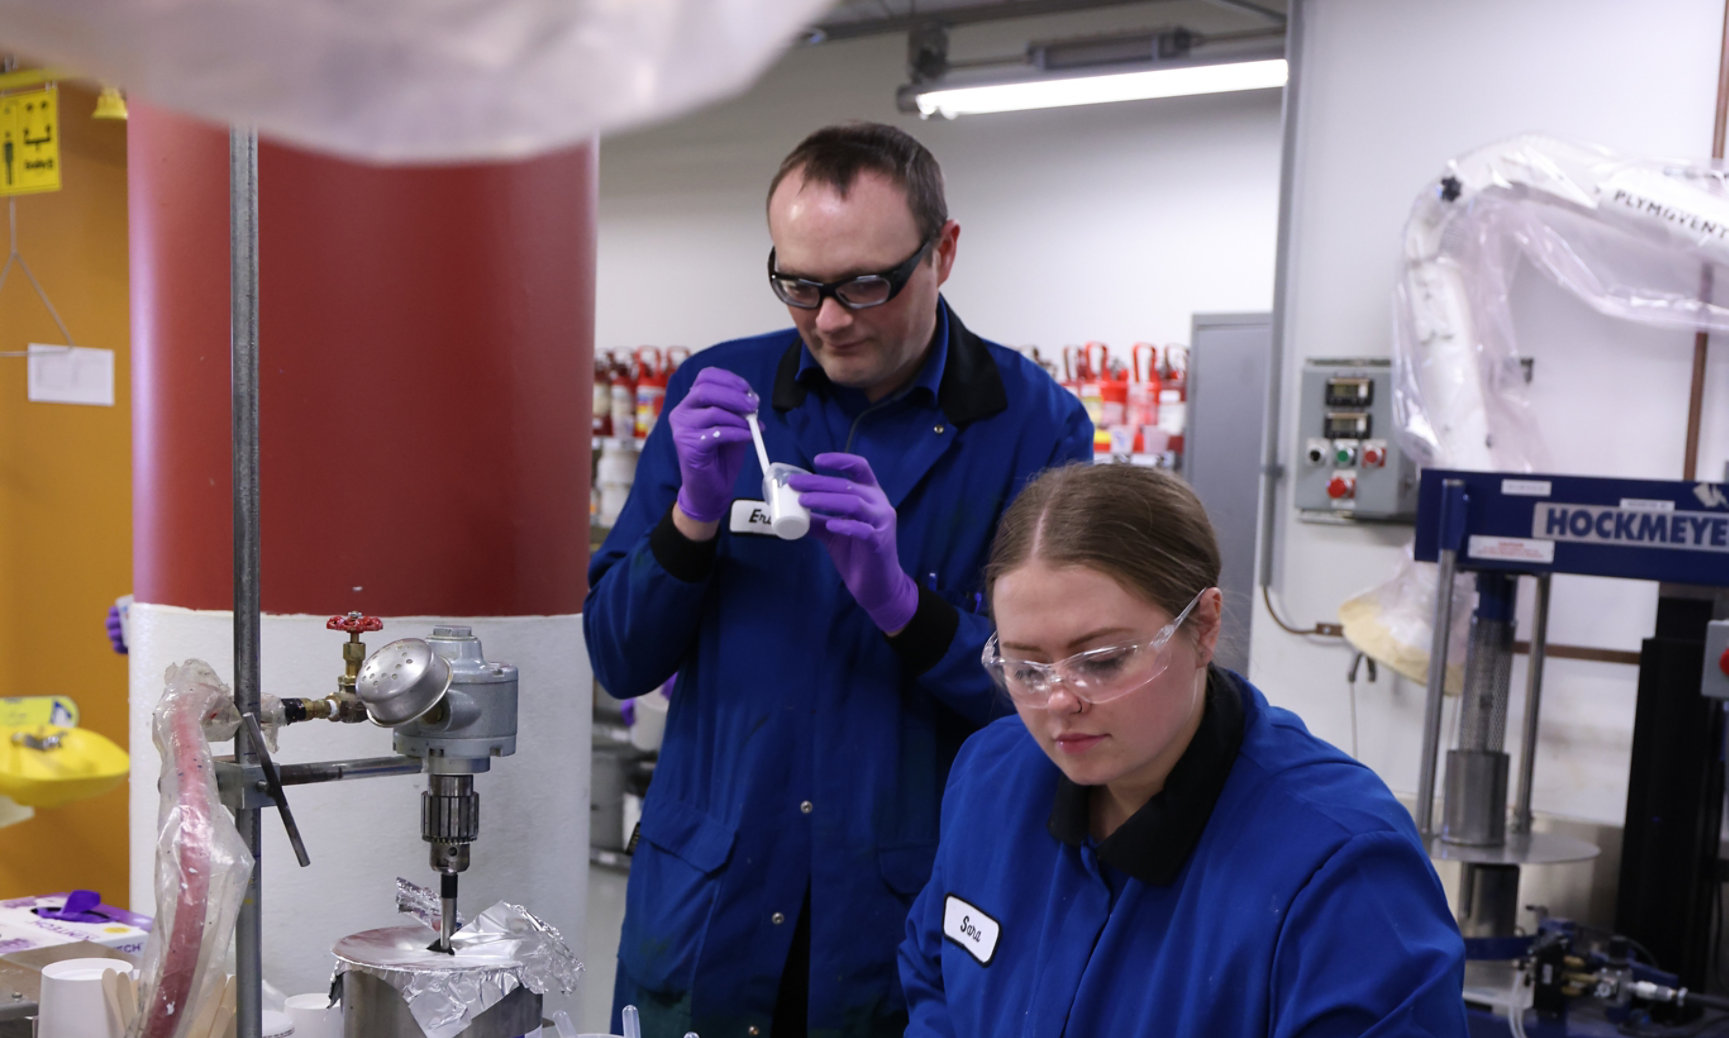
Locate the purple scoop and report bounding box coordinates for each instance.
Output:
[35,889,109,924]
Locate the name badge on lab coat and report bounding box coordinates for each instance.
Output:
[943,894,1000,965]
[729,499,775,536]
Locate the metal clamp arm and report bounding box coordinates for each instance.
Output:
[241,712,311,867]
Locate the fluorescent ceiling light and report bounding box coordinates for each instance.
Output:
[910,58,1287,118]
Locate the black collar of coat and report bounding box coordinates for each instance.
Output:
[1048,664,1248,887]
[771,301,1008,426]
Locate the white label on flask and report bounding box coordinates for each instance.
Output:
[1467,535,1556,564]
[1501,479,1552,498]
[728,499,775,536]
[942,895,1000,965]
[1619,498,1675,513]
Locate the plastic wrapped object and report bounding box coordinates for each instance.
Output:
[1339,546,1469,693]
[1347,134,1729,685]
[132,660,254,1038]
[1394,134,1729,472]
[333,900,580,1038]
[0,0,833,163]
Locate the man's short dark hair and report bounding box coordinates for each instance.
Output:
[768,122,949,243]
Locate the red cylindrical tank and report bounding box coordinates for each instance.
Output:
[130,102,597,617]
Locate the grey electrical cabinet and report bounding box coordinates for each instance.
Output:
[1293,358,1417,521]
[1187,313,1273,676]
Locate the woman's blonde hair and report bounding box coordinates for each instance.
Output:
[985,463,1221,627]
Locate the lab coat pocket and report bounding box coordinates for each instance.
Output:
[878,842,938,901]
[619,796,737,996]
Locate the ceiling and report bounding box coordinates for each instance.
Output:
[810,0,1287,42]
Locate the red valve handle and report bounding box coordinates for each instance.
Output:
[326,613,383,634]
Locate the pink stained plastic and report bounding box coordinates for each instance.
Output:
[131,661,254,1038]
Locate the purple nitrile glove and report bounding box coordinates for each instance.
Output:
[668,367,758,523]
[105,603,128,655]
[788,452,919,634]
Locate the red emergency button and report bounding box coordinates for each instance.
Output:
[1362,445,1387,468]
[1327,475,1356,500]
[1720,646,1729,677]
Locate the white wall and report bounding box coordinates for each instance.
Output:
[595,0,1285,356]
[1253,0,1729,853]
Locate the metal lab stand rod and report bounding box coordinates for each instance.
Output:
[1415,478,1467,837]
[1510,573,1552,835]
[277,756,423,786]
[230,125,264,1038]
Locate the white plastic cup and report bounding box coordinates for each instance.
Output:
[285,992,341,1038]
[37,957,130,1038]
[762,462,811,540]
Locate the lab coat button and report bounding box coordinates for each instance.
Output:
[800,800,813,814]
[749,1029,761,1036]
[772,911,785,925]
[934,424,946,434]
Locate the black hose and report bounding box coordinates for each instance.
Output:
[1687,991,1729,1013]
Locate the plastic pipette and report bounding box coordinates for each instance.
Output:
[622,1004,641,1038]
[747,412,772,475]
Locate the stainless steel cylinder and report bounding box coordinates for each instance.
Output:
[342,970,541,1038]
[335,926,544,1038]
[1442,748,1509,846]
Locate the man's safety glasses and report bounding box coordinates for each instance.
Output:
[981,588,1209,707]
[767,236,935,310]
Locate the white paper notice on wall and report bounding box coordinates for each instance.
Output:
[26,344,114,406]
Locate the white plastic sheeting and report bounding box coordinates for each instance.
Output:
[0,0,834,162]
[1394,134,1729,472]
[1343,134,1729,686]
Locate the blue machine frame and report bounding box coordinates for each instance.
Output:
[1412,469,1729,1036]
[1414,469,1729,584]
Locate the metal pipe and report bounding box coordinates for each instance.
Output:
[1688,0,1729,480]
[809,0,1190,43]
[278,756,423,786]
[1685,330,1709,480]
[1256,0,1303,596]
[1415,545,1458,835]
[1415,478,1466,837]
[230,124,264,1038]
[1510,573,1551,835]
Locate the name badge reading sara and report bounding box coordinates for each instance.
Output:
[728,499,775,536]
[942,894,1000,965]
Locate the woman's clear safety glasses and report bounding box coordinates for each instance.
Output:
[981,588,1209,707]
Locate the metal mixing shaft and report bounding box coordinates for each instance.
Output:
[424,773,478,952]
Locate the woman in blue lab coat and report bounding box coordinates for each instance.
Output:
[898,463,1469,1037]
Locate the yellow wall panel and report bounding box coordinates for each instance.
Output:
[0,83,132,904]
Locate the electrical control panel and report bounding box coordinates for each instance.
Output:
[1704,619,1729,701]
[1294,358,1417,521]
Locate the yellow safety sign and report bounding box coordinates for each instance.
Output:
[0,86,60,196]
